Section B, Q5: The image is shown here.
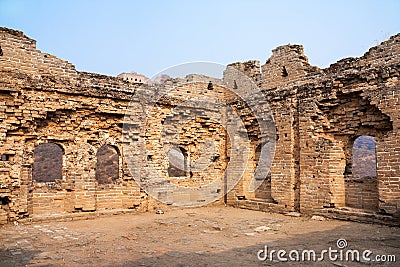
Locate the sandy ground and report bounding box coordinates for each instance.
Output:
[0,206,399,266]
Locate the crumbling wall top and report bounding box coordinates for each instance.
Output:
[0,27,35,44]
[0,27,36,50]
[260,43,322,91]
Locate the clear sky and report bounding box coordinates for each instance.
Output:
[1,0,399,78]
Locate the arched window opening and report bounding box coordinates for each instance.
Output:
[352,136,377,179]
[33,143,63,182]
[96,145,119,185]
[345,136,378,211]
[168,146,188,177]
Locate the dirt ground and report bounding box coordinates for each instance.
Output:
[0,206,398,267]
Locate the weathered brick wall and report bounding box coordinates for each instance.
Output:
[0,28,237,221]
[0,28,78,81]
[0,28,147,222]
[0,27,399,224]
[227,34,400,218]
[345,177,378,211]
[133,82,230,205]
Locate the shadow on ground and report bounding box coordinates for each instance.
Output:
[0,248,43,267]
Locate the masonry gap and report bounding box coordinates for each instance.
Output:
[207,81,213,90]
[282,66,288,77]
[212,155,219,162]
[0,196,10,205]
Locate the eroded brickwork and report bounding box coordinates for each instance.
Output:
[0,27,399,224]
[233,35,400,221]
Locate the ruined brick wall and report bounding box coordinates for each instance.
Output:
[0,28,147,222]
[118,71,148,83]
[0,28,78,80]
[0,27,399,224]
[229,34,400,218]
[133,81,230,205]
[0,28,235,222]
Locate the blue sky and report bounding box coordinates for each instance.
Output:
[1,0,399,78]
